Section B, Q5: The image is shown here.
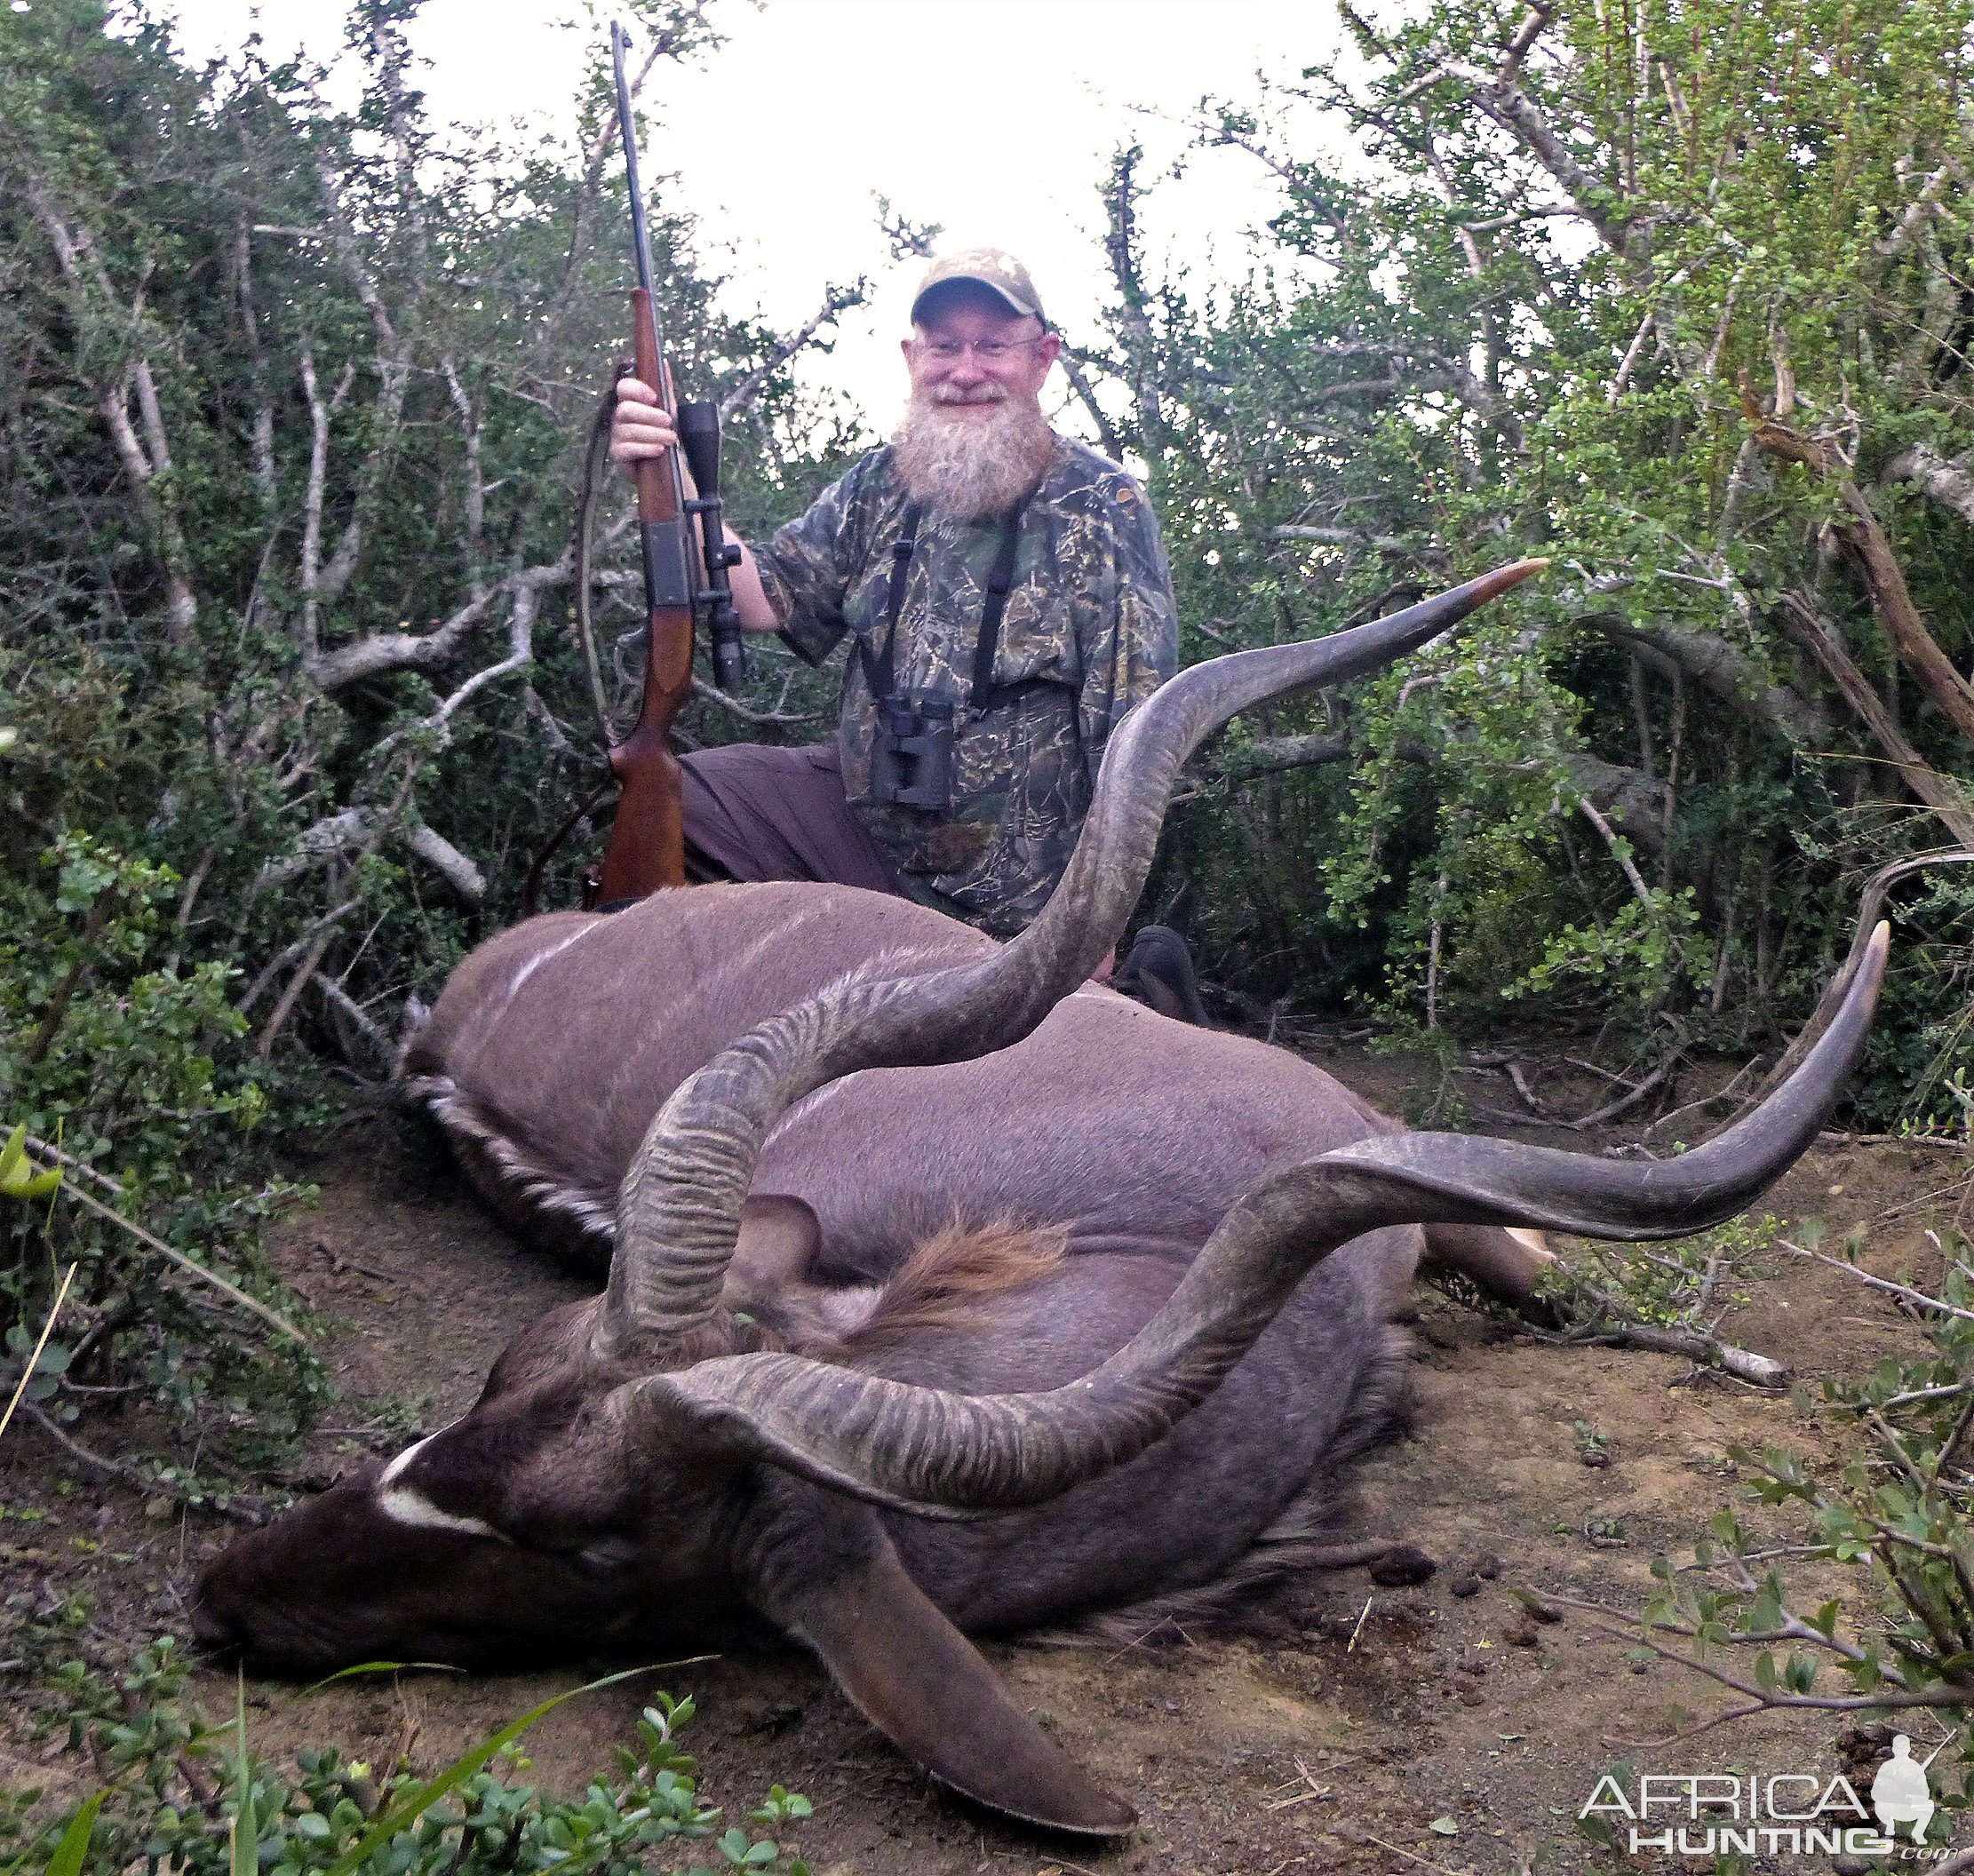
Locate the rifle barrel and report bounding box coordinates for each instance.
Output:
[599,20,694,900]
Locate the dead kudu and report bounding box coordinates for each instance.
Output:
[196,563,1889,1835]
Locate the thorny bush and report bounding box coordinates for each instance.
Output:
[1,0,864,1480]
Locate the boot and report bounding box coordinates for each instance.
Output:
[1114,925,1211,1026]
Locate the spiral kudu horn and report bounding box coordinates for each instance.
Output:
[617,923,1887,1514]
[594,558,1549,1355]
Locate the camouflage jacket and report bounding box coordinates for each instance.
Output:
[753,434,1178,936]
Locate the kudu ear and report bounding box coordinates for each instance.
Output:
[728,1195,824,1295]
[775,1531,1136,1837]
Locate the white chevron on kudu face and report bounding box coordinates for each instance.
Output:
[373,1427,511,1543]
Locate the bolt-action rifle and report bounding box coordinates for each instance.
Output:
[592,19,745,903]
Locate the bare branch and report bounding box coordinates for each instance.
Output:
[1498,1,1555,82]
[1058,348,1129,462]
[251,807,374,894]
[719,280,869,423]
[307,552,570,691]
[1773,592,1974,846]
[1574,792,1654,907]
[1271,524,1411,551]
[298,345,356,658]
[1750,407,1974,744]
[406,824,486,905]
[1876,158,1963,262]
[1214,731,1352,779]
[1572,611,1830,746]
[17,171,199,642]
[311,972,396,1074]
[237,898,362,1011]
[690,677,820,727]
[1885,442,1974,529]
[1435,59,1637,259]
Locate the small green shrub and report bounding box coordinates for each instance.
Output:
[1604,1220,1974,1824]
[1,1641,811,1876]
[1,831,325,1484]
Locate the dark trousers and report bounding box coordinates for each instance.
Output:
[680,743,901,895]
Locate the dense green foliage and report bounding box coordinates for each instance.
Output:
[1078,0,1974,1119]
[0,1642,811,1876]
[0,0,855,1467]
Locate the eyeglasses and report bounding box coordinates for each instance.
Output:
[917,337,1044,363]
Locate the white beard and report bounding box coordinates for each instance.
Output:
[889,386,1056,521]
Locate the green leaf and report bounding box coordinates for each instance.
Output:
[299,1662,461,1696]
[42,1791,107,1876]
[319,1666,655,1876]
[0,1127,60,1202]
[1428,1815,1459,1835]
[229,1677,256,1876]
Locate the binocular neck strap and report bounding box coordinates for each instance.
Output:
[856,499,1028,713]
[856,505,922,704]
[967,497,1031,715]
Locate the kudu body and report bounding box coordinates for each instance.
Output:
[198,565,1888,1836]
[402,884,1541,1311]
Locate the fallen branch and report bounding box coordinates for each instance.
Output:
[1505,1059,1548,1116]
[1637,1055,1763,1141]
[1540,1588,1964,1740]
[1751,408,1974,745]
[1885,441,1974,529]
[237,898,362,1011]
[54,1177,304,1343]
[17,1403,265,1526]
[1778,1236,1974,1324]
[1572,611,1830,746]
[690,676,821,727]
[257,925,339,1058]
[1520,1315,1785,1386]
[405,825,486,904]
[1570,1057,1674,1128]
[312,972,397,1074]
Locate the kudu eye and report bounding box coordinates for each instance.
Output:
[570,1536,639,1576]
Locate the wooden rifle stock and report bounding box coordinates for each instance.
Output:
[597,287,694,902]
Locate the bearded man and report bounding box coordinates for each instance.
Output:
[610,249,1185,984]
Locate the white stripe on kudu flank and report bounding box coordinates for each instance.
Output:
[504,921,601,1006]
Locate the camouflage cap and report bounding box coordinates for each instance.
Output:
[909,248,1047,328]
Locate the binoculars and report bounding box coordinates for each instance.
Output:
[868,694,958,812]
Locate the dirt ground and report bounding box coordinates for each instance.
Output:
[4,1042,1970,1876]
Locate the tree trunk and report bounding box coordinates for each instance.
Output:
[1774,592,1974,847]
[1748,409,1974,746]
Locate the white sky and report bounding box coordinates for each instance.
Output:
[154,0,1351,438]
